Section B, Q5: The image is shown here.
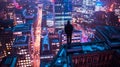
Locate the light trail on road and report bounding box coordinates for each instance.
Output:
[32,4,42,67]
[73,23,88,42]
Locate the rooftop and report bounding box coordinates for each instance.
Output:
[0,19,13,28]
[13,24,31,33]
[96,26,120,48]
[26,19,34,24]
[49,41,110,67]
[0,56,18,67]
[13,36,29,47]
[65,41,109,54]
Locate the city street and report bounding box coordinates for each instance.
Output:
[32,4,42,67]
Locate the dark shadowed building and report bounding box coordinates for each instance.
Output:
[49,42,120,67]
[95,26,120,49]
[0,55,18,67]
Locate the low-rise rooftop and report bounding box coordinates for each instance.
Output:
[96,26,120,49]
[13,36,29,47]
[13,24,31,32]
[0,56,18,67]
[65,41,109,54]
[49,41,111,67]
[12,24,31,35]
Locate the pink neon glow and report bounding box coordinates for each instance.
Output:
[50,0,55,2]
[73,23,88,43]
[13,0,22,9]
[119,19,120,22]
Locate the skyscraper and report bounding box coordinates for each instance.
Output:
[13,36,31,67]
[54,0,72,30]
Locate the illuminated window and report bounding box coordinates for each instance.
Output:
[6,43,8,45]
[8,52,10,54]
[57,45,59,47]
[7,47,9,50]
[25,52,27,54]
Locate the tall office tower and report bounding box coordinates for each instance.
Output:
[54,0,72,30]
[13,36,31,67]
[0,31,13,55]
[0,20,14,62]
[49,33,60,56]
[72,0,83,5]
[12,23,33,66]
[83,0,95,6]
[62,30,82,44]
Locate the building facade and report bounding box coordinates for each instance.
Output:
[54,0,72,30]
[49,42,120,67]
[62,30,82,44]
[13,36,32,67]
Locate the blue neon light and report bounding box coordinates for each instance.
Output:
[96,2,102,6]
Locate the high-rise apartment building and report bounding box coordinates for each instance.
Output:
[49,33,60,56]
[62,30,82,44]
